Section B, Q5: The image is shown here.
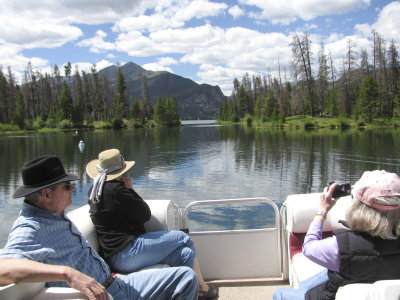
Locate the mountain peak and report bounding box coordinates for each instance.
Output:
[99,62,224,119]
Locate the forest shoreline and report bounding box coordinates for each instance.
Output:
[2,115,400,135]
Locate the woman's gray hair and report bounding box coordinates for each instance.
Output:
[346,197,400,239]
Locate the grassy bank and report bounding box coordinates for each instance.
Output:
[0,118,179,134]
[218,115,400,129]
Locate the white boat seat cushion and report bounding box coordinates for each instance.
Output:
[335,280,400,300]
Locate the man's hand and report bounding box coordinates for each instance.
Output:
[64,267,110,300]
[0,259,110,300]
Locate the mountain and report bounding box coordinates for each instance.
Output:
[98,62,225,119]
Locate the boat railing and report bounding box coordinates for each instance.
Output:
[181,197,280,232]
[181,197,282,281]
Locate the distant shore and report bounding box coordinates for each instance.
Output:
[2,116,400,135]
[218,115,400,130]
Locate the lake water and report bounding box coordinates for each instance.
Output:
[1,121,400,246]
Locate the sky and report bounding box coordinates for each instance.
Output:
[0,0,399,96]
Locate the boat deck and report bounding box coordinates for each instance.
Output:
[209,279,289,300]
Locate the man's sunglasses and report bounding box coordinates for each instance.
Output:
[61,183,75,191]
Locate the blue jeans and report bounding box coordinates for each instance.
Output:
[108,231,196,273]
[273,269,329,300]
[107,266,198,300]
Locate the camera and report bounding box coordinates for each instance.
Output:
[329,182,351,198]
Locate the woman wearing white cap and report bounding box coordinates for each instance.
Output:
[274,170,400,300]
[86,149,218,299]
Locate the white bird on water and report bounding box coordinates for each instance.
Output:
[78,140,85,152]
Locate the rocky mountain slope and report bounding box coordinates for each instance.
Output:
[99,62,225,119]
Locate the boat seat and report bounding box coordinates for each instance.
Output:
[283,193,400,300]
[0,199,178,300]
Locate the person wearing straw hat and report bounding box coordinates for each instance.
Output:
[86,149,218,299]
[0,155,199,300]
[273,170,400,300]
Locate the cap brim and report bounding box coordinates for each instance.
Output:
[13,173,79,199]
[86,160,135,181]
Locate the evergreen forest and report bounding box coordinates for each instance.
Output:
[1,31,400,132]
[0,63,180,131]
[218,32,400,127]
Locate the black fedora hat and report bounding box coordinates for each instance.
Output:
[13,155,79,198]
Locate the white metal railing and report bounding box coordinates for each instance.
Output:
[181,197,282,280]
[181,197,280,232]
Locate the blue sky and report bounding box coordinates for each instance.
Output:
[0,0,399,95]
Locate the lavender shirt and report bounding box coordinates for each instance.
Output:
[302,219,340,272]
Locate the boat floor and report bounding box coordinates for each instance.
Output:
[208,278,290,300]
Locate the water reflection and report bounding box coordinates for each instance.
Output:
[0,125,400,245]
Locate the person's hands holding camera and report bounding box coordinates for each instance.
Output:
[320,183,339,212]
[315,183,339,222]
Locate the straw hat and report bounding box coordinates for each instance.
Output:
[86,149,135,181]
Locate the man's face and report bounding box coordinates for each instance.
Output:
[44,182,75,214]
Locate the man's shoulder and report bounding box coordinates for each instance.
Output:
[6,216,42,244]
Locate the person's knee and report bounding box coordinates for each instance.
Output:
[178,266,198,285]
[180,247,195,268]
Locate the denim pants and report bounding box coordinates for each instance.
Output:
[108,231,196,273]
[107,266,199,300]
[272,269,329,300]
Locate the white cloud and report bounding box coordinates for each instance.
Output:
[113,0,227,32]
[0,0,394,98]
[0,44,48,81]
[239,0,371,25]
[228,5,245,19]
[70,60,113,74]
[142,63,173,73]
[354,23,372,38]
[323,33,371,72]
[372,1,400,44]
[0,16,82,48]
[142,56,178,73]
[158,57,178,66]
[77,30,115,53]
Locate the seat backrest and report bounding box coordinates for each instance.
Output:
[66,200,179,251]
[284,193,352,233]
[283,193,353,261]
[67,205,99,251]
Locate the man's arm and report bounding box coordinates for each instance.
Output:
[0,258,109,300]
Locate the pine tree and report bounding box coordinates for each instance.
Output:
[153,96,166,125]
[112,95,123,128]
[218,98,228,121]
[115,68,128,118]
[130,97,143,127]
[72,68,84,127]
[57,80,73,122]
[0,67,9,123]
[167,95,180,126]
[14,86,25,129]
[356,74,378,122]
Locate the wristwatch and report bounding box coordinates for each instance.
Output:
[316,210,328,219]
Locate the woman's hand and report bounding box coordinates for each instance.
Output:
[320,183,339,213]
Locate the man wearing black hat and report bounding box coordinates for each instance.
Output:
[0,155,198,300]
